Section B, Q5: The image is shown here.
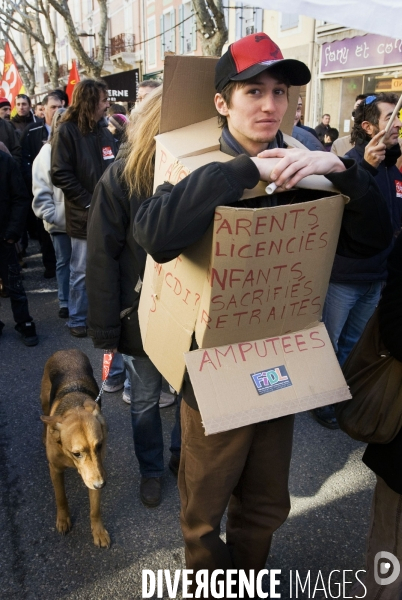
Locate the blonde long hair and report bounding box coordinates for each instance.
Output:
[122,85,163,199]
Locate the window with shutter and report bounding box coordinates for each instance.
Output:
[280,13,299,31]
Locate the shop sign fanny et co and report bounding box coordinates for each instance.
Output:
[321,34,402,74]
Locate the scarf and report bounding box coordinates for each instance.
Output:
[220,126,282,157]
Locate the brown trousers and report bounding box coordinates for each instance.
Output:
[178,401,294,588]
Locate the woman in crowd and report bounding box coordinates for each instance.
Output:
[32,108,71,319]
[86,87,180,509]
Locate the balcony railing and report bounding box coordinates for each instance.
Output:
[110,33,135,55]
[88,46,111,61]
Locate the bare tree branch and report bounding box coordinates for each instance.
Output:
[192,0,227,56]
[0,0,60,88]
[47,0,108,78]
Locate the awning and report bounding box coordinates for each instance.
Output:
[252,0,401,40]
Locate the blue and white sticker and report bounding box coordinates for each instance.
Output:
[250,365,292,395]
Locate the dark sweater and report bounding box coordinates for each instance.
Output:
[330,142,402,283]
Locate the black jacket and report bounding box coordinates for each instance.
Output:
[133,140,393,410]
[86,160,147,355]
[0,118,21,165]
[330,142,402,283]
[11,112,42,136]
[363,233,402,494]
[314,122,331,143]
[0,150,31,242]
[51,121,117,239]
[20,121,49,187]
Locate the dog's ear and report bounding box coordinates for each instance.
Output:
[84,399,100,415]
[40,415,63,428]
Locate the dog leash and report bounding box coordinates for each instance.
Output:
[95,351,115,404]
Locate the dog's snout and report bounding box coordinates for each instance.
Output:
[93,480,106,490]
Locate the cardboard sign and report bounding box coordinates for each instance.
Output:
[185,323,351,435]
[139,196,346,392]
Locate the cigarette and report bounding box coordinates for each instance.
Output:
[265,182,278,195]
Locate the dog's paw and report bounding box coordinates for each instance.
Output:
[92,525,110,548]
[56,514,71,534]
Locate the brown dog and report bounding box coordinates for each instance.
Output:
[40,349,109,548]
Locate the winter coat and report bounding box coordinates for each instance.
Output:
[51,120,117,239]
[0,150,31,242]
[11,112,42,136]
[363,233,402,494]
[86,160,147,356]
[32,143,66,234]
[0,118,21,165]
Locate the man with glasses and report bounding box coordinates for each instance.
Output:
[313,92,402,428]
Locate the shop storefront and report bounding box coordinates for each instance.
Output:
[319,34,402,135]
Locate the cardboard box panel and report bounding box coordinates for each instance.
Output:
[194,196,345,348]
[185,323,351,435]
[139,231,213,390]
[160,56,219,134]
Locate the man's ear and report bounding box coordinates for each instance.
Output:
[361,120,375,137]
[215,93,229,116]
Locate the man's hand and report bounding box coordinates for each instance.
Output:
[251,148,346,191]
[364,130,386,169]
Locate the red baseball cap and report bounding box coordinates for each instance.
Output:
[215,32,311,92]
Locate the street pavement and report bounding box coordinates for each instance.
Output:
[0,242,375,600]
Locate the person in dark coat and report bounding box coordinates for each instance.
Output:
[346,232,402,600]
[0,98,21,165]
[51,79,117,337]
[315,92,402,429]
[11,94,42,137]
[0,150,38,345]
[87,86,181,507]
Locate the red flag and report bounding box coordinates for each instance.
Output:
[66,60,80,104]
[0,43,25,113]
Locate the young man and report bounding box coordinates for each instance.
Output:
[11,94,41,136]
[133,33,392,592]
[51,79,117,337]
[314,93,402,428]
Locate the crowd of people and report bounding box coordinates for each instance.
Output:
[1,31,402,598]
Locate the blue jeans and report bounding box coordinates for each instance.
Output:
[68,237,88,327]
[107,352,130,393]
[122,354,164,477]
[322,281,383,366]
[50,233,71,308]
